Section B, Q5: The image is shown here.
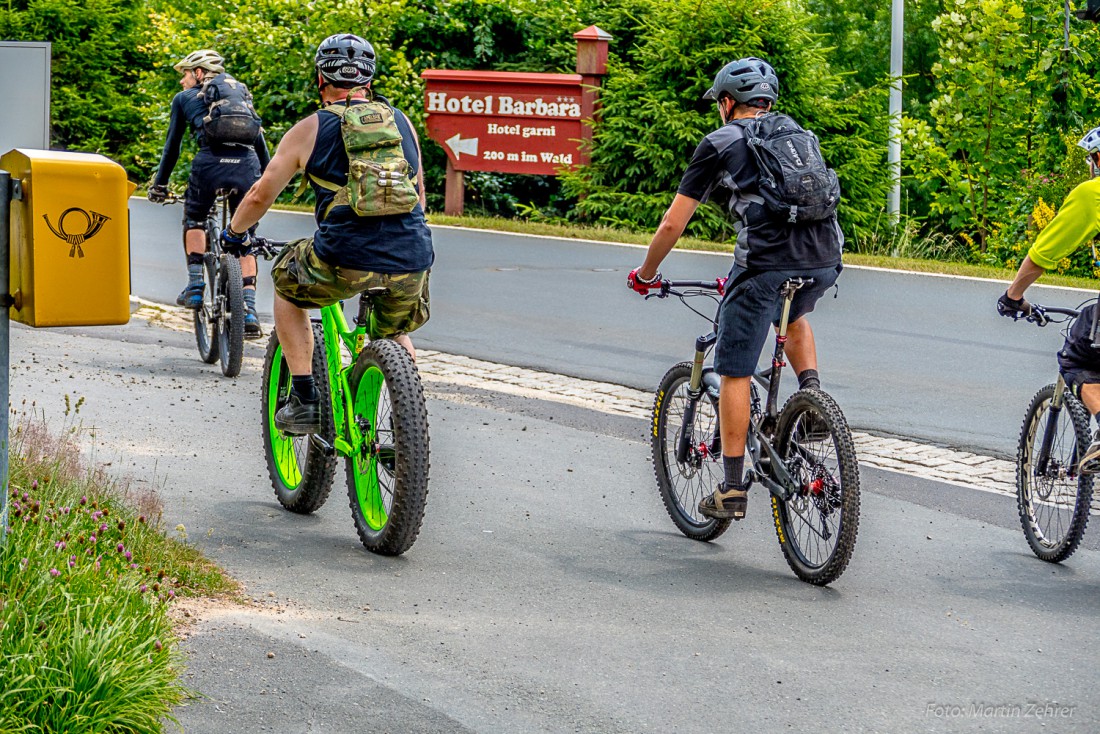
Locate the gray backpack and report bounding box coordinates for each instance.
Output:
[739,113,840,224]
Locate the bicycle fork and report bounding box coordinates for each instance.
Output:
[676,333,718,465]
[1037,374,1072,476]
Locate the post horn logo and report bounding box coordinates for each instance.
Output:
[43,208,111,258]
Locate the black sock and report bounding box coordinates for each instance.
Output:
[723,454,745,490]
[291,375,319,403]
[798,369,820,390]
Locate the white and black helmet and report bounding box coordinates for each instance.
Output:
[173,49,225,74]
[1078,126,1100,155]
[315,34,376,88]
[702,57,779,105]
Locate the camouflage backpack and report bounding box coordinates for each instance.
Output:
[310,89,419,218]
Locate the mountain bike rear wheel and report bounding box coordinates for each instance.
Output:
[194,253,220,364]
[262,324,337,513]
[1017,383,1093,563]
[346,339,430,556]
[217,255,245,378]
[651,362,730,542]
[773,388,860,586]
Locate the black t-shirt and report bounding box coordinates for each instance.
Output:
[305,100,434,274]
[676,118,843,271]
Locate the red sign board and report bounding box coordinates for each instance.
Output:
[421,70,588,176]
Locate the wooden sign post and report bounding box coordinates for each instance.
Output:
[422,26,612,216]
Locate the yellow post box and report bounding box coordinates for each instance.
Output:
[1,149,134,327]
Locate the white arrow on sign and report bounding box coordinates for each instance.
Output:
[445,133,479,159]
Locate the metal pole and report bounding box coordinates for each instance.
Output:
[888,0,905,226]
[1065,0,1073,51]
[0,171,10,546]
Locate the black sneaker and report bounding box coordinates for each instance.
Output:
[176,282,204,310]
[275,395,321,436]
[1080,431,1100,475]
[699,484,748,521]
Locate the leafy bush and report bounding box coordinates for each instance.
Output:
[560,0,892,244]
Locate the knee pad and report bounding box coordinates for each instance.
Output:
[184,218,207,232]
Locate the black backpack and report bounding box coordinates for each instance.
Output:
[740,113,840,224]
[200,73,263,146]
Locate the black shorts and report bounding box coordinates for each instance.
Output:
[183,148,261,226]
[713,264,841,378]
[1058,303,1100,392]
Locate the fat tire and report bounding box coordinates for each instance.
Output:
[772,388,860,586]
[194,253,220,364]
[346,339,430,556]
[218,255,245,377]
[261,324,337,514]
[651,362,731,542]
[1017,383,1093,563]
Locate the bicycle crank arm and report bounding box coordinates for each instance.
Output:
[756,438,800,500]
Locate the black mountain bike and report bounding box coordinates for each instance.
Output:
[162,189,246,377]
[1016,302,1095,563]
[647,276,861,585]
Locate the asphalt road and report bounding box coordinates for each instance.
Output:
[9,317,1100,733]
[129,200,1093,457]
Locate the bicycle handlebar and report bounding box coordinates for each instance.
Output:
[1026,304,1081,327]
[249,237,288,260]
[649,278,727,299]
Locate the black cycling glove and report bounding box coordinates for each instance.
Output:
[997,291,1032,320]
[147,184,168,204]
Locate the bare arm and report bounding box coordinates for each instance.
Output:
[1006,255,1046,300]
[637,194,702,279]
[230,115,318,233]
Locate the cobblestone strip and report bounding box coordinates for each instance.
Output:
[129,296,1031,502]
[416,350,1025,499]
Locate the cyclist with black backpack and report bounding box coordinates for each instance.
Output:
[221,34,433,435]
[628,57,844,521]
[148,49,270,337]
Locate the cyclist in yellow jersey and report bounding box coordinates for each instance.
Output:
[999,126,1100,471]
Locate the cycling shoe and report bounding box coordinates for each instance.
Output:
[176,282,205,310]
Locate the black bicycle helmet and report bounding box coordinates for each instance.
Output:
[702,57,779,105]
[315,34,376,88]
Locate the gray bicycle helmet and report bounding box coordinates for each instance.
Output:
[315,34,376,88]
[702,57,779,104]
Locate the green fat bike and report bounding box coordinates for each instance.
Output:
[255,244,430,556]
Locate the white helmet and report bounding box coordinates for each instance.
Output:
[1077,126,1100,155]
[173,49,224,74]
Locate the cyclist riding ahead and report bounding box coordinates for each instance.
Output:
[998,126,1100,471]
[223,33,433,435]
[628,57,844,521]
[148,49,270,338]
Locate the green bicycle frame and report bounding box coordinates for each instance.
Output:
[317,300,371,458]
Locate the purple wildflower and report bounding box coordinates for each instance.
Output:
[49,568,59,577]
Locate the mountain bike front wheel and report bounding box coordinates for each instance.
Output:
[1017,383,1093,563]
[261,323,337,513]
[194,253,220,364]
[772,388,861,586]
[217,255,245,377]
[346,339,430,556]
[651,362,730,542]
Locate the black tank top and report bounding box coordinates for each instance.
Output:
[306,100,434,274]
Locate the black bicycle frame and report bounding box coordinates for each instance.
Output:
[664,277,813,502]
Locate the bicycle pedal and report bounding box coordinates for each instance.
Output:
[308,434,335,456]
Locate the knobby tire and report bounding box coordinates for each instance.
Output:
[195,253,220,364]
[651,362,730,542]
[772,388,860,586]
[346,339,430,556]
[262,323,337,514]
[218,255,245,378]
[1017,383,1093,563]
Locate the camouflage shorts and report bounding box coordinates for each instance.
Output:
[271,237,430,339]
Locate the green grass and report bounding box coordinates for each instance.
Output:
[0,414,235,733]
